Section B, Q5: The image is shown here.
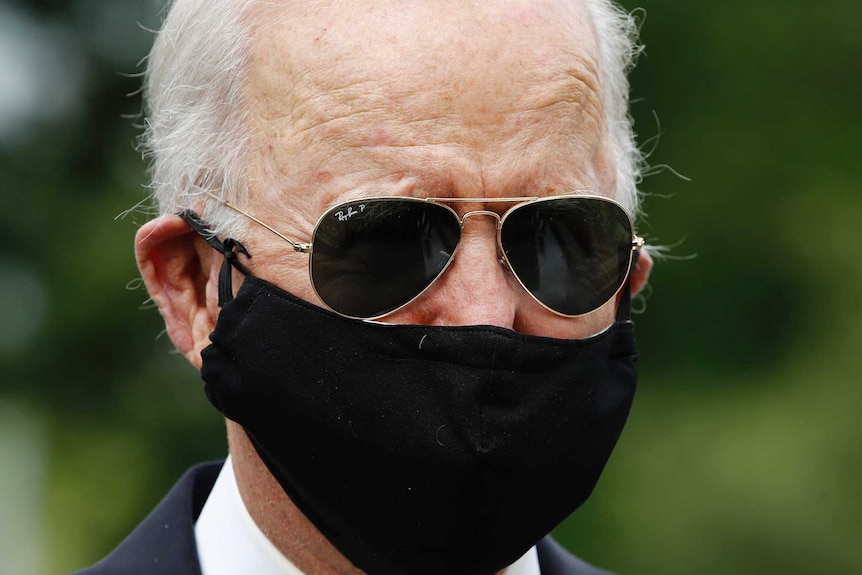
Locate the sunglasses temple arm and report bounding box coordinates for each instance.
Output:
[201,191,312,253]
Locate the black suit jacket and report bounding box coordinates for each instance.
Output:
[72,462,614,575]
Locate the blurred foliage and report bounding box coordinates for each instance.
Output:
[0,0,859,574]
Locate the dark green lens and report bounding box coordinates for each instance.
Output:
[310,199,461,318]
[501,197,633,316]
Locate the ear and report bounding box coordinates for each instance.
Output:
[135,214,220,369]
[629,249,653,297]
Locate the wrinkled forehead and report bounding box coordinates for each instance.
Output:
[247,0,603,133]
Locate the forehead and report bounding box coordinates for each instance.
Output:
[244,0,607,203]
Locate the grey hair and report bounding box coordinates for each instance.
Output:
[583,0,644,216]
[143,0,258,237]
[141,0,644,238]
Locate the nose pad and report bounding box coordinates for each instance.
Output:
[498,250,512,273]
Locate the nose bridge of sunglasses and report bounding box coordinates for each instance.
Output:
[458,210,505,254]
[454,210,512,272]
[460,210,503,228]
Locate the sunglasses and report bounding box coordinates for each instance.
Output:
[197,193,644,320]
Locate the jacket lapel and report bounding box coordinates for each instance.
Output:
[72,462,222,575]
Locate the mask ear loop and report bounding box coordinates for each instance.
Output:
[177,210,252,307]
[615,250,639,323]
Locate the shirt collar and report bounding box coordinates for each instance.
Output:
[195,455,306,575]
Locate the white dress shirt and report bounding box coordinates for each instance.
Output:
[195,455,541,575]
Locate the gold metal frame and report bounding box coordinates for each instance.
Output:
[202,191,644,320]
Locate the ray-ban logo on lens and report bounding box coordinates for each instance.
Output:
[335,204,366,222]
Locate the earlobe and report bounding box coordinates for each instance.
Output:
[135,214,218,369]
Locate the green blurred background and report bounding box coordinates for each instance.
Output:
[0,0,860,573]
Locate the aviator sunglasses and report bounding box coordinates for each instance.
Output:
[193,193,645,320]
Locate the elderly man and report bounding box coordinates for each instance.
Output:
[76,0,653,573]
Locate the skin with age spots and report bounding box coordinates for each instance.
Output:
[135,1,653,574]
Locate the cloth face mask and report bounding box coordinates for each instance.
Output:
[199,272,639,575]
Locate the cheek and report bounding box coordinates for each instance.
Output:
[243,234,321,305]
[512,296,616,340]
[577,300,617,338]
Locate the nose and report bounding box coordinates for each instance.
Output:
[383,217,519,328]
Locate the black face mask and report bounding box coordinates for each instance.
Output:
[188,212,640,575]
[199,276,637,575]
